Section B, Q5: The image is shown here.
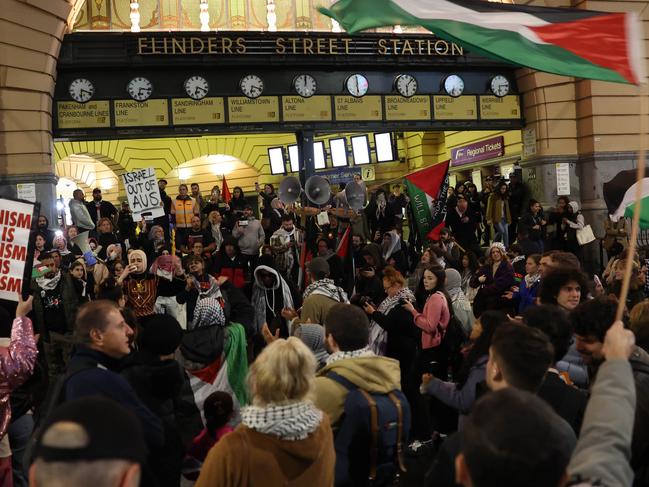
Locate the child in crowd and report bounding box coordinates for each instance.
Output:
[183,391,234,480]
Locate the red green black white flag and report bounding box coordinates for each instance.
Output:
[319,0,645,84]
[404,161,450,241]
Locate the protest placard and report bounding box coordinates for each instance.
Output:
[121,168,165,220]
[0,197,37,302]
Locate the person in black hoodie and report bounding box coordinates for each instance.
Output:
[122,314,186,487]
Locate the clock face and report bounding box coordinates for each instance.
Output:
[240,74,264,99]
[443,75,465,98]
[127,77,153,102]
[69,78,95,103]
[490,75,510,97]
[395,74,417,98]
[184,75,209,100]
[294,74,317,98]
[346,74,369,97]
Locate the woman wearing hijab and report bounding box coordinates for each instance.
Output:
[52,234,74,270]
[119,249,181,319]
[444,268,475,334]
[564,201,586,258]
[292,323,329,369]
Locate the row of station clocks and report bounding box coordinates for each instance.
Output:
[68,73,511,104]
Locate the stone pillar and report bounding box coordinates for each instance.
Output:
[0,0,75,225]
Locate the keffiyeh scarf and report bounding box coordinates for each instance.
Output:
[241,401,322,440]
[190,297,226,330]
[369,287,415,355]
[326,346,374,365]
[303,278,348,303]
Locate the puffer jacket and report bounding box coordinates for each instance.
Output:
[0,317,37,440]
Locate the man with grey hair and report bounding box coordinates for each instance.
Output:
[30,397,146,487]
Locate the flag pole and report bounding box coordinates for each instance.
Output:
[615,80,648,321]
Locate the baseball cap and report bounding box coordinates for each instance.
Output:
[33,397,147,464]
[307,257,330,276]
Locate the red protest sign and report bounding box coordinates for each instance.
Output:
[0,198,37,302]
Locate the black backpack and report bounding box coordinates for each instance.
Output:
[328,372,411,487]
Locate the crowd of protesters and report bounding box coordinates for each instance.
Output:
[0,171,647,487]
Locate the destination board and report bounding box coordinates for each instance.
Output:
[282,96,332,122]
[334,96,382,121]
[433,96,477,120]
[384,96,430,121]
[114,99,168,127]
[228,97,280,123]
[57,101,110,129]
[171,97,225,125]
[479,95,521,120]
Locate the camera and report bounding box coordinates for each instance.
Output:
[398,298,410,306]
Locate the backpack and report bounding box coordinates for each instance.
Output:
[327,372,411,487]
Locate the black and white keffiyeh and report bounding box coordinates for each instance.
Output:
[241,401,322,440]
[326,346,374,365]
[303,278,349,303]
[369,287,415,355]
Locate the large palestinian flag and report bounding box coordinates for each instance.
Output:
[604,169,649,228]
[319,0,645,84]
[403,161,450,241]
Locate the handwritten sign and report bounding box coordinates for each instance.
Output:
[282,96,332,122]
[479,95,521,119]
[433,96,477,120]
[57,101,110,129]
[228,97,280,123]
[120,168,164,219]
[334,96,382,121]
[0,198,36,301]
[171,97,225,125]
[114,100,168,127]
[384,95,430,121]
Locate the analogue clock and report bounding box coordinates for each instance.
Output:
[294,74,317,98]
[127,77,153,102]
[490,75,510,97]
[68,78,95,103]
[395,74,417,98]
[184,75,209,100]
[443,74,465,98]
[240,74,264,99]
[346,74,369,97]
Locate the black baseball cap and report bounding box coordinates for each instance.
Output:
[33,397,147,464]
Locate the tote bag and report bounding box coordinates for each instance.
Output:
[576,225,596,246]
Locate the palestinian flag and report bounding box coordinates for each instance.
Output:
[319,0,645,84]
[180,322,249,426]
[403,160,450,241]
[604,169,649,227]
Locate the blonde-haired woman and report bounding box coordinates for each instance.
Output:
[195,337,335,487]
[470,242,515,317]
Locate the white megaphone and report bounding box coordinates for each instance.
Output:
[304,176,331,205]
[278,176,302,205]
